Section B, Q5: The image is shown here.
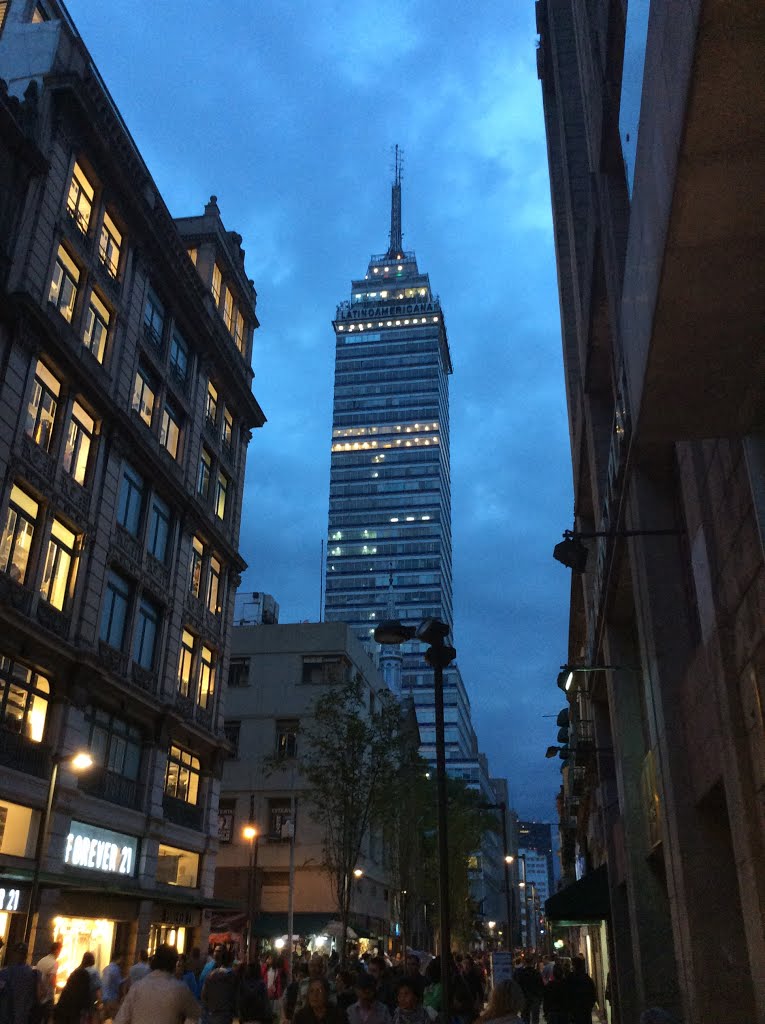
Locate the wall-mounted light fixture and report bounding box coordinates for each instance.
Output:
[553,528,683,572]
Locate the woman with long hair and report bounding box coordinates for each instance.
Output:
[479,979,525,1024]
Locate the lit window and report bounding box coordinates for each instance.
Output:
[83,291,110,362]
[169,331,189,383]
[178,629,195,697]
[98,212,122,278]
[31,5,48,23]
[133,595,159,670]
[100,570,130,649]
[198,645,215,709]
[223,289,235,333]
[206,556,221,615]
[66,162,94,233]
[197,449,212,499]
[212,264,222,306]
[221,407,233,448]
[157,844,199,887]
[205,382,218,426]
[189,536,204,597]
[48,246,79,322]
[40,518,78,611]
[131,367,155,427]
[276,719,298,760]
[0,655,49,743]
[143,289,164,348]
[214,471,227,520]
[159,401,181,460]
[234,310,245,354]
[187,248,198,266]
[0,485,38,584]
[24,360,60,452]
[116,463,144,536]
[165,744,200,804]
[63,402,94,486]
[147,494,171,563]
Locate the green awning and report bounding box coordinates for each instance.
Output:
[545,864,610,923]
[251,912,335,938]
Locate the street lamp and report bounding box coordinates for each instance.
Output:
[353,867,364,879]
[243,823,259,962]
[375,616,455,1016]
[24,749,94,942]
[553,528,684,572]
[477,801,514,952]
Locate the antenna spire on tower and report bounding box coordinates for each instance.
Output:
[387,144,403,257]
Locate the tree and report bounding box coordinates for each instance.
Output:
[298,673,403,960]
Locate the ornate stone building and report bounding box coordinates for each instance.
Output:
[0,0,264,973]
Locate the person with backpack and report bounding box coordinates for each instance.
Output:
[0,942,42,1024]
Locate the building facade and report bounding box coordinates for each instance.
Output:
[215,622,399,953]
[0,0,264,974]
[537,1,764,1021]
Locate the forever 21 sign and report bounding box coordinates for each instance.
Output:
[64,820,138,877]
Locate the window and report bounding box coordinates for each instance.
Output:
[40,518,77,611]
[83,291,110,362]
[214,471,227,520]
[0,655,49,742]
[117,464,144,535]
[147,494,171,562]
[156,844,199,887]
[187,248,198,266]
[131,367,155,427]
[169,331,189,383]
[268,798,292,840]
[177,629,195,697]
[98,212,121,277]
[275,720,298,760]
[189,536,204,597]
[198,645,215,709]
[0,3,10,33]
[206,556,221,615]
[165,744,200,804]
[223,720,240,757]
[63,402,94,486]
[24,361,60,452]
[234,310,245,354]
[212,264,222,305]
[88,709,141,781]
[205,383,218,426]
[227,657,249,688]
[0,485,38,584]
[66,162,94,233]
[222,407,233,448]
[143,289,164,347]
[31,4,48,22]
[301,656,344,684]
[159,401,181,459]
[99,570,130,648]
[197,449,212,499]
[133,596,159,669]
[48,246,79,322]
[223,289,234,332]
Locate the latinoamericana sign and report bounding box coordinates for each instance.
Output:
[64,820,138,876]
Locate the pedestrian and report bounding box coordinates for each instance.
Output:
[391,978,430,1024]
[563,956,596,1024]
[366,959,395,1016]
[177,954,202,1001]
[512,957,543,1024]
[460,956,484,1015]
[35,942,62,1023]
[333,970,357,1022]
[422,960,442,1017]
[347,974,391,1024]
[0,941,42,1024]
[541,965,567,1024]
[293,978,342,1024]
[238,962,273,1024]
[477,979,525,1024]
[127,952,151,990]
[101,955,124,1021]
[201,947,239,1024]
[283,962,309,1022]
[55,953,97,1024]
[113,945,200,1024]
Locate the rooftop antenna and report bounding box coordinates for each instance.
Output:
[387,144,403,258]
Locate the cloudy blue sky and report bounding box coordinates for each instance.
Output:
[67,0,573,821]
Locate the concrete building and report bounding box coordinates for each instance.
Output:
[517,820,554,900]
[0,0,264,974]
[215,622,401,953]
[537,1,764,1021]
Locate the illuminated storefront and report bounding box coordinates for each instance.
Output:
[52,916,114,986]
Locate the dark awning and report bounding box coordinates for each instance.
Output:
[251,912,335,938]
[545,864,610,924]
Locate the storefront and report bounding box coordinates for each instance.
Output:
[0,881,31,956]
[149,906,202,955]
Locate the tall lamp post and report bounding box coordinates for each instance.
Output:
[24,750,94,943]
[243,823,259,962]
[375,617,455,1018]
[477,801,514,952]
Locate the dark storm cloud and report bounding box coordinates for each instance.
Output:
[68,0,572,819]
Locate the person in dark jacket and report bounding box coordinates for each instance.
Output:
[54,953,96,1024]
[294,979,343,1024]
[239,963,273,1024]
[0,942,42,1024]
[512,957,544,1024]
[541,965,567,1024]
[201,948,239,1024]
[563,956,596,1024]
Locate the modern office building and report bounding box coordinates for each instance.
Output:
[0,0,264,970]
[517,820,554,899]
[537,1,764,1021]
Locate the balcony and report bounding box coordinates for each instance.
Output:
[131,662,158,695]
[36,602,71,640]
[162,794,203,831]
[0,728,51,779]
[79,767,144,811]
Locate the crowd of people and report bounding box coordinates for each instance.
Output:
[0,938,679,1024]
